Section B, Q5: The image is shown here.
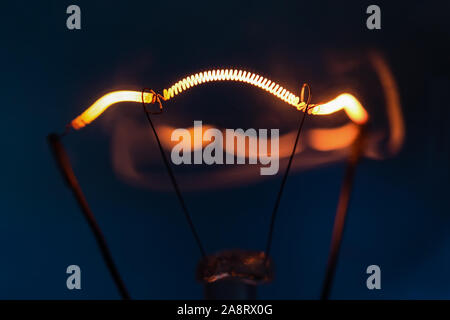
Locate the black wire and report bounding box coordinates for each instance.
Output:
[47,133,130,300]
[141,102,207,258]
[320,127,365,300]
[264,85,311,261]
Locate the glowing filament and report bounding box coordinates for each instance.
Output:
[163,69,301,107]
[70,69,369,130]
[309,93,369,125]
[71,91,154,129]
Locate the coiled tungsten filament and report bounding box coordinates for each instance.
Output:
[163,69,301,108]
[70,69,369,130]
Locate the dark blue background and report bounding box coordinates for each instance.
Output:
[1,0,449,299]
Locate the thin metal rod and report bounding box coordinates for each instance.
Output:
[265,85,311,261]
[320,127,366,300]
[47,133,130,300]
[142,107,207,258]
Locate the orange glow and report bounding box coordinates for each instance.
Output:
[157,124,214,150]
[308,123,360,151]
[69,69,369,130]
[369,52,404,155]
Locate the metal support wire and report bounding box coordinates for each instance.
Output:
[264,84,311,262]
[141,90,207,258]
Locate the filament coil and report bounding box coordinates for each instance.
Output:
[163,69,307,110]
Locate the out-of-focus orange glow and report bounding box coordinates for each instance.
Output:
[308,123,360,151]
[69,69,369,130]
[369,52,404,155]
[71,91,154,129]
[158,125,303,159]
[157,124,214,150]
